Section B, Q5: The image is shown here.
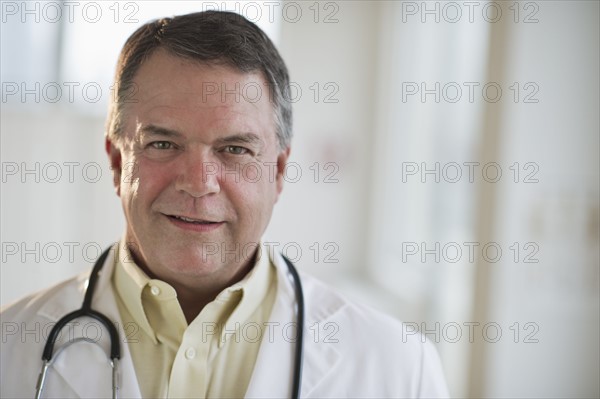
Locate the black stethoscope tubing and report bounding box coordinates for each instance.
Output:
[282,255,305,399]
[37,246,305,399]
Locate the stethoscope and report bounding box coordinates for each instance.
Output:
[35,246,305,399]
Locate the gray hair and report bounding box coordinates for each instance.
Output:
[106,11,292,149]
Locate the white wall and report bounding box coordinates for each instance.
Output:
[1,109,121,302]
[267,1,379,284]
[476,2,599,397]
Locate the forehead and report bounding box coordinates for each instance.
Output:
[126,49,276,138]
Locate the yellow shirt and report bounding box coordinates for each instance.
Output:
[112,240,277,398]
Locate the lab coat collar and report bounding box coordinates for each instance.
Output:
[35,244,142,399]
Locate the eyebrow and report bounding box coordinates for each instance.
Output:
[139,124,265,147]
[214,133,264,147]
[139,124,182,138]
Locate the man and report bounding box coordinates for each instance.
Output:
[1,11,449,398]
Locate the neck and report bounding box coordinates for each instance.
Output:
[174,259,254,324]
[127,243,258,324]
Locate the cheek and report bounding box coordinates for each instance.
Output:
[240,162,262,182]
[121,156,172,207]
[227,166,278,217]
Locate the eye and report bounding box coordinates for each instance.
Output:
[223,145,250,155]
[149,141,174,150]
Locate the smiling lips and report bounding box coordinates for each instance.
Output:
[165,214,224,231]
[170,214,216,224]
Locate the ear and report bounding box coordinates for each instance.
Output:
[275,146,291,199]
[105,137,122,197]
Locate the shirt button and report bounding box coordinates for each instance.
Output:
[150,286,161,296]
[185,347,196,360]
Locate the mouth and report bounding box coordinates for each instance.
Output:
[168,215,217,224]
[164,214,224,231]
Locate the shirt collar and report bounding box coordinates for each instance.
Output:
[214,241,273,346]
[112,239,274,345]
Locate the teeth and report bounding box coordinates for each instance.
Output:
[174,215,211,224]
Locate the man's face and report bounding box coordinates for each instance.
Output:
[106,49,289,288]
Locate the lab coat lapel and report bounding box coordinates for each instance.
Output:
[244,252,340,398]
[36,247,142,398]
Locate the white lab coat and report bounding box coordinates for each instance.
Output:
[1,249,449,398]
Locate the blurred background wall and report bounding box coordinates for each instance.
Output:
[1,1,598,397]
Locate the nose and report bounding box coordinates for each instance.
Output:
[175,152,221,198]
